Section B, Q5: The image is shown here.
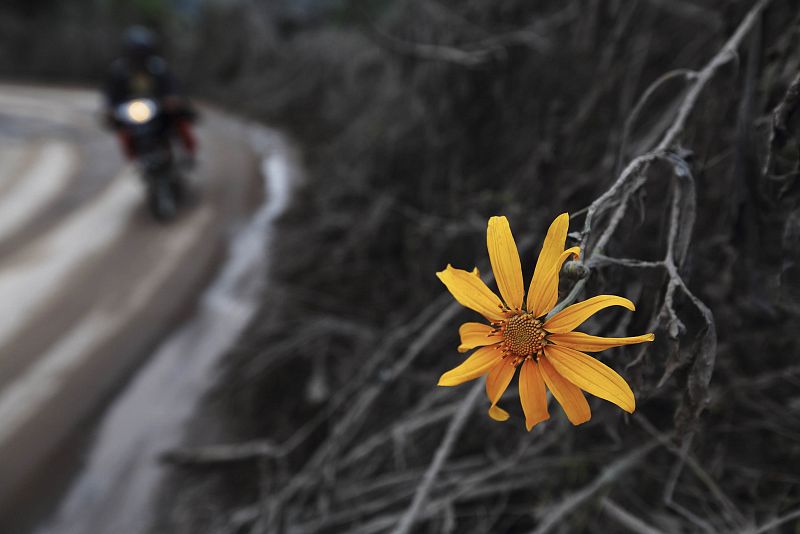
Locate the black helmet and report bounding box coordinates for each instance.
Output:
[123,26,157,58]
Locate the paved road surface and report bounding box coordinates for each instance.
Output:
[0,84,262,524]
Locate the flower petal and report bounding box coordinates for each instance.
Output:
[486,357,516,405]
[548,331,655,352]
[544,295,635,333]
[489,405,510,421]
[527,213,570,317]
[529,246,580,318]
[544,345,635,413]
[486,358,516,421]
[437,265,506,321]
[438,345,502,386]
[458,322,500,353]
[539,355,591,425]
[487,216,525,311]
[519,359,549,431]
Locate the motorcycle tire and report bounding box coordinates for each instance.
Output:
[148,179,177,223]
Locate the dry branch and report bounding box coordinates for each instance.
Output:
[394,382,482,534]
[530,442,658,534]
[601,498,665,534]
[147,1,800,532]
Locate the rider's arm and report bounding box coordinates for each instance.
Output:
[103,60,129,128]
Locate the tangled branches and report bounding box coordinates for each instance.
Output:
[153,1,800,533]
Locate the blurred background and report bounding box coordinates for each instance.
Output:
[1,0,799,533]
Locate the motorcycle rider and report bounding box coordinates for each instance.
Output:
[104,26,196,160]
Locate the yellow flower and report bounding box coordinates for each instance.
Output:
[436,214,654,430]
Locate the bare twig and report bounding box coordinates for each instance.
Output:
[559,0,772,317]
[530,441,659,534]
[364,20,548,67]
[616,69,695,174]
[637,415,743,531]
[762,70,800,179]
[750,508,800,534]
[601,498,665,534]
[393,382,482,534]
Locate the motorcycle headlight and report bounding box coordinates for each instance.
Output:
[126,99,156,123]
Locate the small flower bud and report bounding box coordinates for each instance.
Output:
[562,260,589,281]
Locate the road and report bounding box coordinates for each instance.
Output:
[0,84,263,526]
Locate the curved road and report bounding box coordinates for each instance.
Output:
[0,84,263,526]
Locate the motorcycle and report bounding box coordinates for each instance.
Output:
[112,97,191,222]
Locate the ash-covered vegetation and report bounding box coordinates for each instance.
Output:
[5,0,800,532]
[153,1,800,532]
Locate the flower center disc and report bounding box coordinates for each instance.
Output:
[502,313,545,359]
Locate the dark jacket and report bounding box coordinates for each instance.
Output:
[104,56,177,107]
